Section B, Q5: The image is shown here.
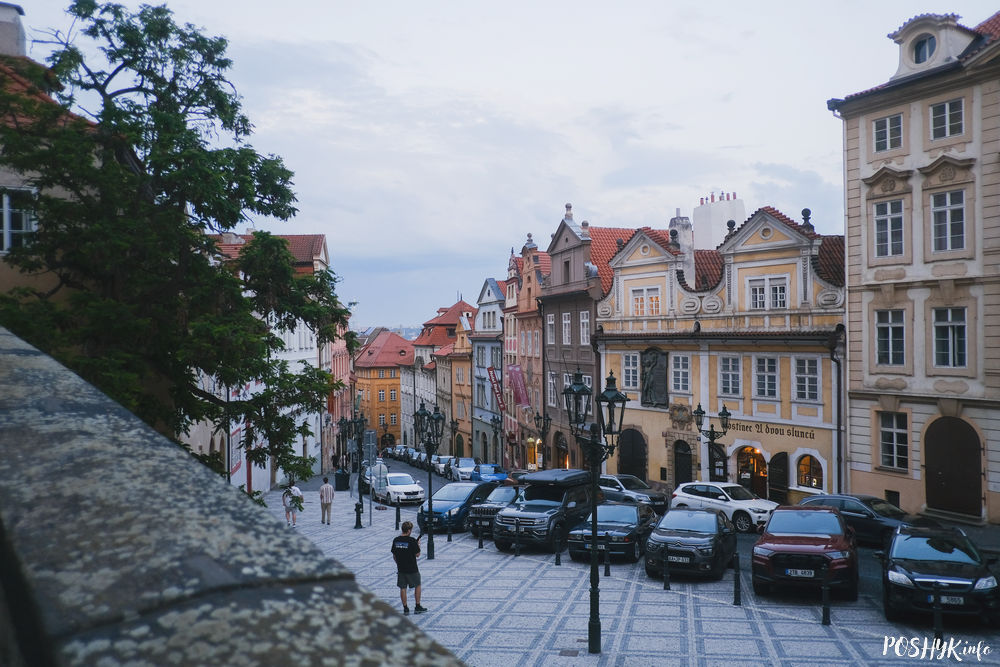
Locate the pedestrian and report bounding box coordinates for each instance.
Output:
[391,521,426,615]
[282,481,304,527]
[319,476,334,525]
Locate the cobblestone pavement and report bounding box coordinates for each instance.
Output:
[270,474,999,666]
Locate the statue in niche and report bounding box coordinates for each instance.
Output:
[640,349,667,408]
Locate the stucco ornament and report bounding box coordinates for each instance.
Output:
[668,403,693,431]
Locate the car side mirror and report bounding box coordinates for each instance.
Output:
[567,501,577,509]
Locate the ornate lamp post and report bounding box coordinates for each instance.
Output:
[352,412,367,529]
[533,411,551,470]
[449,418,459,457]
[489,414,501,464]
[416,402,446,559]
[691,402,731,455]
[565,370,628,655]
[337,416,349,467]
[381,421,391,455]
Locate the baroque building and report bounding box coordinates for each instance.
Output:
[828,11,1000,522]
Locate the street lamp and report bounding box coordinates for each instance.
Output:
[489,414,501,464]
[565,370,628,655]
[533,411,551,469]
[416,402,446,559]
[691,402,731,447]
[337,416,349,467]
[352,411,367,529]
[449,418,459,457]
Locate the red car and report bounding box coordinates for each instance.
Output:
[751,505,858,600]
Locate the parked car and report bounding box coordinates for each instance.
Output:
[751,505,859,600]
[413,451,427,470]
[566,501,658,563]
[492,469,597,552]
[361,462,388,495]
[417,481,498,533]
[470,464,508,483]
[402,447,417,465]
[643,508,737,579]
[433,456,454,476]
[798,493,938,546]
[671,481,778,533]
[599,474,670,514]
[393,444,406,459]
[374,472,425,505]
[877,525,1000,624]
[469,485,521,536]
[448,457,477,481]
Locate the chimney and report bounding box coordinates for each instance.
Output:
[0,3,26,57]
[564,203,573,221]
[580,220,590,237]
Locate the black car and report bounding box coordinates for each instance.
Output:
[644,508,737,579]
[493,468,595,552]
[598,474,670,514]
[798,493,937,545]
[877,525,1000,624]
[468,485,521,536]
[567,501,657,563]
[416,481,497,533]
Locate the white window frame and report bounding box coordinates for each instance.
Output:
[378,389,385,402]
[547,372,556,407]
[546,314,555,344]
[579,311,590,346]
[873,114,902,152]
[876,309,905,366]
[720,356,740,396]
[933,307,967,368]
[748,277,786,310]
[931,98,963,139]
[671,354,689,393]
[793,357,818,402]
[390,413,397,425]
[623,353,639,390]
[874,199,904,257]
[930,190,965,252]
[631,287,661,317]
[562,312,572,345]
[0,188,34,253]
[879,412,908,469]
[754,356,778,399]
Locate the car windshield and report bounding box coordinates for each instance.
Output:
[723,485,756,501]
[457,458,476,468]
[619,475,652,491]
[522,485,564,505]
[479,465,505,475]
[767,510,843,536]
[891,535,981,564]
[433,485,474,501]
[660,511,717,532]
[865,498,906,519]
[387,474,414,486]
[587,504,638,523]
[486,486,519,503]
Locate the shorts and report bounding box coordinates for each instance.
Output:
[396,571,421,589]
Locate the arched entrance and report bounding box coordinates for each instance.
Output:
[480,432,488,462]
[925,417,981,517]
[455,434,464,458]
[554,431,568,469]
[673,440,692,485]
[768,452,788,504]
[617,429,647,481]
[737,446,768,499]
[709,443,727,481]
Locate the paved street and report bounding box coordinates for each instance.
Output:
[271,468,999,666]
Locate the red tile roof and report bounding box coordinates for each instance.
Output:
[815,236,845,287]
[589,226,637,295]
[356,330,413,369]
[413,300,478,348]
[533,251,551,276]
[0,56,77,129]
[211,233,326,274]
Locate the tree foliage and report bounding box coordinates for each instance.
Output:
[0,1,356,484]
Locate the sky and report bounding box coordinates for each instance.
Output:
[22,1,999,330]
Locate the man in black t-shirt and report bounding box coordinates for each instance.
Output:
[391,521,426,615]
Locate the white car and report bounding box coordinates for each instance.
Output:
[449,457,477,481]
[671,481,778,533]
[374,472,426,505]
[433,456,453,476]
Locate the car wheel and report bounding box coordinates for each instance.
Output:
[675,503,688,508]
[752,577,769,596]
[733,511,753,533]
[645,564,658,578]
[882,584,900,622]
[628,540,641,563]
[495,539,512,552]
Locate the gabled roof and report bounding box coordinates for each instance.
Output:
[211,233,327,275]
[589,226,637,295]
[413,300,478,349]
[356,330,413,369]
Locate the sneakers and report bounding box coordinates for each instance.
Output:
[402,606,410,615]
[414,604,427,614]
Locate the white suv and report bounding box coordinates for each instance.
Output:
[671,482,778,533]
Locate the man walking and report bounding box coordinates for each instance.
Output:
[319,476,334,525]
[390,521,426,615]
[283,481,304,527]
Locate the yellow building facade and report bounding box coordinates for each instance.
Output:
[595,208,846,503]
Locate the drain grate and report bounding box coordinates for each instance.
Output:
[559,649,580,657]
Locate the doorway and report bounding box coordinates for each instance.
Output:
[617,429,647,481]
[768,452,788,504]
[924,417,981,517]
[736,446,768,499]
[673,440,692,486]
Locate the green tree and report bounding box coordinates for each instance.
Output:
[0,1,355,484]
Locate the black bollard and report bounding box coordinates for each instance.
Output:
[514,518,521,557]
[395,501,401,531]
[555,534,562,566]
[821,564,831,626]
[732,552,741,606]
[478,528,484,549]
[932,582,943,642]
[447,519,453,542]
[354,501,363,529]
[604,537,611,577]
[662,550,671,590]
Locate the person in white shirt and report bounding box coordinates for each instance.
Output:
[318,477,335,525]
[283,482,304,527]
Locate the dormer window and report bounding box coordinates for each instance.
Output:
[913,34,936,63]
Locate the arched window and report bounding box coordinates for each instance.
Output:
[797,455,823,489]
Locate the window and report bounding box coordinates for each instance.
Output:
[931,99,963,139]
[913,35,936,63]
[563,259,571,283]
[390,413,397,425]
[547,372,556,406]
[579,311,590,346]
[533,331,539,356]
[456,367,463,383]
[749,277,786,310]
[476,381,487,408]
[0,189,33,253]
[631,287,661,316]
[492,347,502,368]
[874,200,904,257]
[797,455,823,489]
[476,347,486,367]
[720,356,740,395]
[755,357,778,398]
[546,314,555,344]
[876,310,905,366]
[880,412,908,469]
[390,369,396,378]
[873,114,902,152]
[563,373,572,392]
[519,331,525,354]
[795,358,818,401]
[562,312,572,345]
[671,354,689,393]
[390,389,397,401]
[378,389,385,402]
[378,413,386,426]
[933,307,967,368]
[623,353,639,390]
[931,190,964,252]
[378,369,385,379]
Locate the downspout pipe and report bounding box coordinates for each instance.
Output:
[828,324,846,494]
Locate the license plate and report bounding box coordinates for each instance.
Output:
[786,568,814,578]
[929,594,964,605]
[477,520,491,526]
[585,543,607,550]
[667,555,689,563]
